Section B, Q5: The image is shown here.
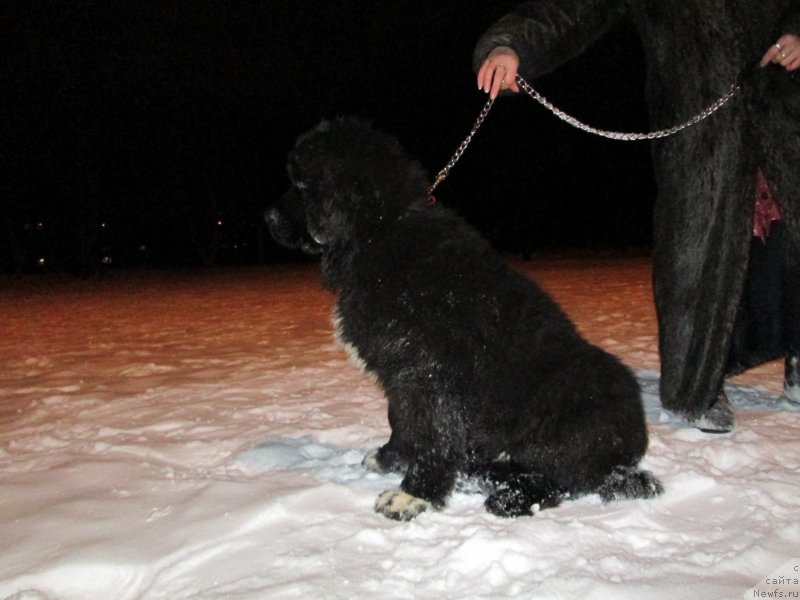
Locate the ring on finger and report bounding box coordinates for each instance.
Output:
[775,42,783,51]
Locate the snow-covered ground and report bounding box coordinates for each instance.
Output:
[1,257,798,600]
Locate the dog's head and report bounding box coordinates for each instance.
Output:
[266,117,430,254]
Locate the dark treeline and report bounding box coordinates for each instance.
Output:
[2,1,654,276]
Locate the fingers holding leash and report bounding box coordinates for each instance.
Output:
[478,47,521,99]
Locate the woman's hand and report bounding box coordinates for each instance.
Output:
[477,47,521,99]
[760,34,800,71]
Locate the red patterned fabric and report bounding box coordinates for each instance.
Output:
[753,168,782,243]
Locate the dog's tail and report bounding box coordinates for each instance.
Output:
[596,465,664,503]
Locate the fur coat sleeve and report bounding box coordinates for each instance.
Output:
[472,0,629,78]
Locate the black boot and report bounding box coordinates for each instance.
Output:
[688,390,735,433]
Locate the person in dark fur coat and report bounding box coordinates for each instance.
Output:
[474,1,800,432]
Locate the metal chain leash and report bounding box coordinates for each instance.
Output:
[515,74,741,141]
[428,95,496,195]
[428,73,741,195]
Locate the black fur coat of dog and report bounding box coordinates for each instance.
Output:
[267,118,662,520]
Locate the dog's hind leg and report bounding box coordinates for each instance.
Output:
[482,465,564,518]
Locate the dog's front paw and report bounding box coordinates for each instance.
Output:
[374,489,430,521]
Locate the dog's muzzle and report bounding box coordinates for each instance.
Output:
[263,206,284,230]
[264,204,324,255]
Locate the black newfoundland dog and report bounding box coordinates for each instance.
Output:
[266,117,662,520]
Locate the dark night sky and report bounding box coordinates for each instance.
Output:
[3,1,655,274]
